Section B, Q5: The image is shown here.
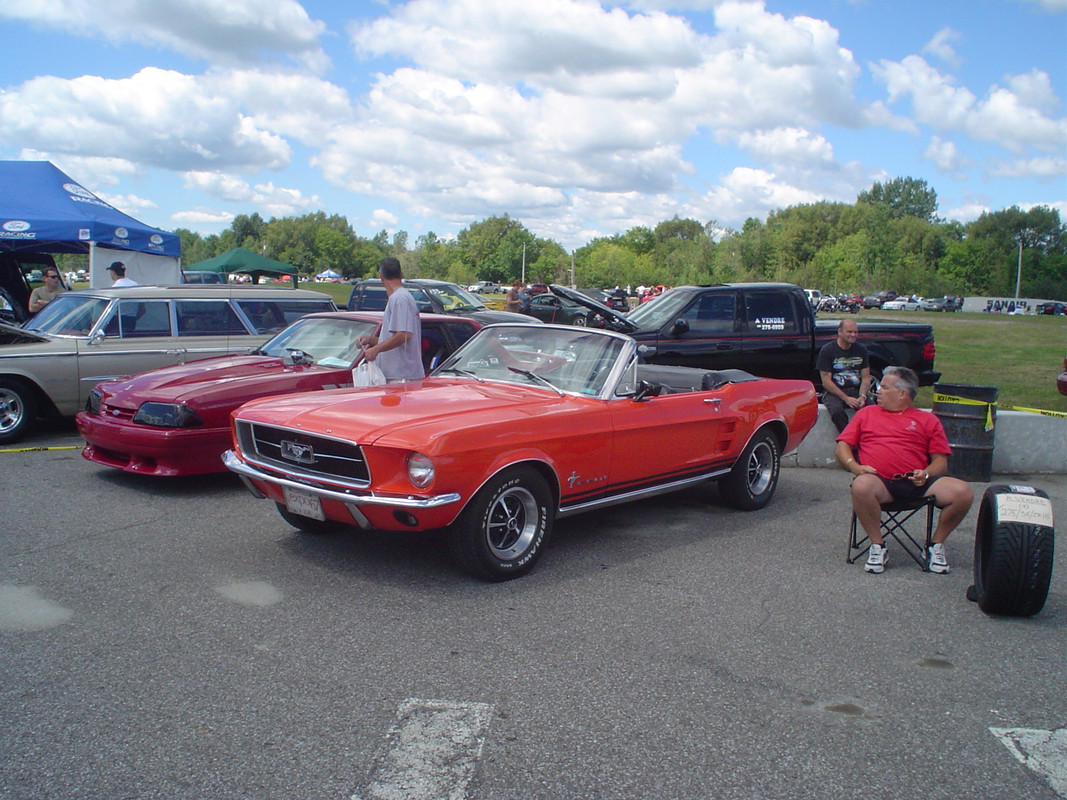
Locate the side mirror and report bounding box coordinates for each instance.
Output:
[671,318,689,336]
[633,380,660,402]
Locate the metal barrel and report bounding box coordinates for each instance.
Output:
[933,382,998,482]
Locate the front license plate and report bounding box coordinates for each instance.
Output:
[284,486,325,521]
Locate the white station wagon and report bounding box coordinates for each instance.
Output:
[0,284,335,442]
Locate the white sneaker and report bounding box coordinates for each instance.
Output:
[865,543,887,573]
[928,543,950,574]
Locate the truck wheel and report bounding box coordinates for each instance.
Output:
[275,502,347,535]
[972,485,1055,617]
[0,378,37,444]
[447,466,553,581]
[719,430,780,510]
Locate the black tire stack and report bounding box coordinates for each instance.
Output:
[970,485,1055,617]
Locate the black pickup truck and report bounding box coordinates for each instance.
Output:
[555,283,940,386]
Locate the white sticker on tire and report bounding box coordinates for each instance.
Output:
[996,493,1054,527]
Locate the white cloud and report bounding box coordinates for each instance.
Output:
[923,27,962,67]
[924,136,965,173]
[1013,0,1067,10]
[350,0,702,90]
[944,200,991,223]
[370,209,399,229]
[987,155,1067,179]
[0,68,293,171]
[95,193,157,214]
[871,56,1065,153]
[182,171,323,216]
[0,0,328,70]
[172,208,235,227]
[737,128,835,167]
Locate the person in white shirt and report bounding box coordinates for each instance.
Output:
[107,261,139,287]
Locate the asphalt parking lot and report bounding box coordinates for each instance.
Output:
[2,421,1065,800]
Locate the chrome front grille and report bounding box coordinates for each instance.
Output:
[236,421,370,484]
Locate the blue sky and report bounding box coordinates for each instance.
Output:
[1,0,1063,251]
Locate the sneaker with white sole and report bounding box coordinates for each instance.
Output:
[865,543,887,573]
[928,543,950,574]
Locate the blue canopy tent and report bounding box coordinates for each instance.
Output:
[0,161,182,287]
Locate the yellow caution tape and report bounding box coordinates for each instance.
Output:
[998,404,1067,420]
[0,445,82,453]
[933,393,996,432]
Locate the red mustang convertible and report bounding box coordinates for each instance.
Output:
[224,324,818,580]
[76,311,480,476]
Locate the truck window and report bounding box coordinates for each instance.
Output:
[355,286,388,311]
[680,294,736,334]
[743,292,797,335]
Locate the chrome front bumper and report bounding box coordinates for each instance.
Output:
[222,449,462,510]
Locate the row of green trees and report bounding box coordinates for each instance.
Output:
[175,177,1066,300]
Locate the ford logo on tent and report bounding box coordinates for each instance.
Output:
[63,182,95,200]
[3,220,30,232]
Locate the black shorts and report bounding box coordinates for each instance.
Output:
[877,474,942,502]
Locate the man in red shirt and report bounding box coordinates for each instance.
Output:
[835,366,974,574]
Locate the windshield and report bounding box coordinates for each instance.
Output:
[25,294,112,336]
[435,325,627,397]
[625,288,693,329]
[427,284,486,312]
[257,317,379,367]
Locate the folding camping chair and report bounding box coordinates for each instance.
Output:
[847,495,936,571]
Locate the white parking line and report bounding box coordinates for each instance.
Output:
[352,698,494,800]
[991,726,1067,797]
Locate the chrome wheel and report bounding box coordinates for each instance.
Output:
[484,484,539,561]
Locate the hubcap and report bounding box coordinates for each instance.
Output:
[485,486,539,561]
[0,389,23,434]
[746,441,774,496]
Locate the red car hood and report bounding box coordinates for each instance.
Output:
[235,379,579,451]
[100,354,350,411]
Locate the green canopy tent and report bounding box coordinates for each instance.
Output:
[184,247,299,286]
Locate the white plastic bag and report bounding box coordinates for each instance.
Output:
[352,360,386,388]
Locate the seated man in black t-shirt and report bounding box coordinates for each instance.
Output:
[816,318,870,432]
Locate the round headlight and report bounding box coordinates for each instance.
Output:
[407,452,435,489]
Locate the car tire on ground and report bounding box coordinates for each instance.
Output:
[0,377,38,444]
[971,485,1055,617]
[571,316,587,326]
[447,466,553,581]
[275,502,347,535]
[718,429,780,510]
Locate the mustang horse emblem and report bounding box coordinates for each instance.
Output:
[281,441,315,464]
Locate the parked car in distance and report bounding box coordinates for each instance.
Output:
[921,295,963,312]
[862,290,897,309]
[0,285,335,443]
[348,278,533,325]
[1037,301,1066,316]
[224,323,818,580]
[882,295,922,311]
[527,283,548,296]
[524,293,598,326]
[467,281,500,294]
[577,288,629,312]
[77,312,480,476]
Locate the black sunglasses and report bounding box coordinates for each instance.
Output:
[44,273,59,279]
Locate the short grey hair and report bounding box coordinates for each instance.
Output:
[882,366,918,398]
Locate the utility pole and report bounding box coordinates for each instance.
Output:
[1015,237,1022,299]
[521,243,526,284]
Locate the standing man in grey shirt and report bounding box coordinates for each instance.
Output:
[358,257,424,382]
